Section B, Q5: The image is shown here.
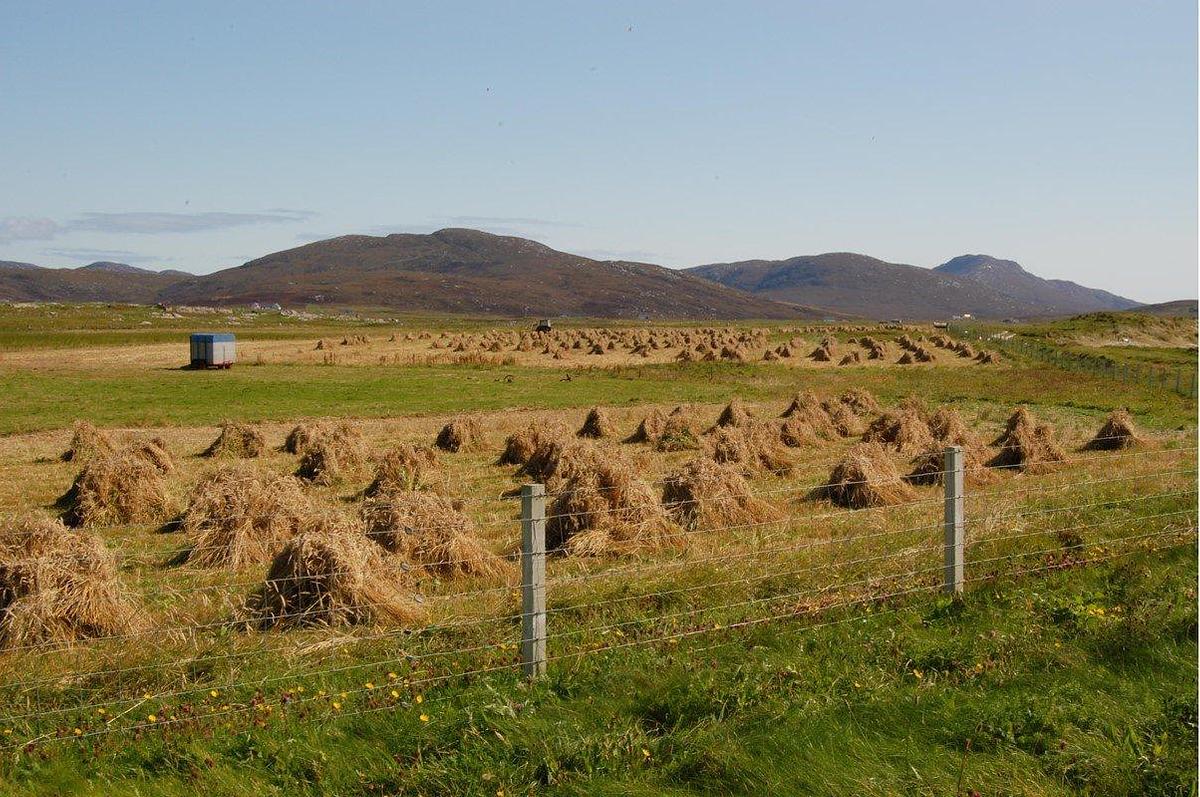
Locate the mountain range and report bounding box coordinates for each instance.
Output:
[0,230,1165,320]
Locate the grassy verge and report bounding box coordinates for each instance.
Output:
[1,545,1194,797]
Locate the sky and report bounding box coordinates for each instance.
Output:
[1,1,1196,302]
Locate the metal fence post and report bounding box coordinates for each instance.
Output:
[520,483,547,679]
[943,446,964,595]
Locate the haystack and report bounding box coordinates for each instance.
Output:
[926,407,973,446]
[294,422,368,484]
[781,392,837,438]
[61,421,114,463]
[364,444,443,496]
[361,492,504,577]
[825,403,864,437]
[626,408,668,444]
[655,406,702,452]
[577,407,616,439]
[778,416,821,448]
[544,455,677,556]
[861,404,934,453]
[498,424,567,467]
[435,416,482,452]
[180,465,313,568]
[61,447,173,527]
[1083,409,1142,451]
[838,388,881,415]
[704,423,795,476]
[810,345,833,362]
[838,351,861,366]
[128,436,175,474]
[251,517,423,629]
[661,459,780,530]
[284,421,327,455]
[203,421,266,458]
[988,407,1066,473]
[812,443,917,508]
[0,515,140,648]
[715,398,754,429]
[521,437,599,486]
[905,441,994,487]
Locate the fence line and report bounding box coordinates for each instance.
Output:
[0,443,1195,751]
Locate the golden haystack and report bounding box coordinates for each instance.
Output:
[61,421,114,463]
[927,407,974,446]
[60,446,174,528]
[203,421,266,458]
[825,403,864,437]
[778,415,821,448]
[435,416,483,452]
[812,442,918,508]
[0,515,140,648]
[838,388,881,415]
[180,465,314,568]
[661,458,780,530]
[499,424,568,467]
[988,407,1066,474]
[781,392,837,439]
[860,403,934,453]
[519,436,606,487]
[715,398,754,429]
[361,492,505,577]
[295,422,368,484]
[364,444,443,495]
[577,406,616,439]
[1083,409,1143,451]
[250,517,423,629]
[284,421,327,455]
[544,455,677,557]
[128,436,175,475]
[655,406,702,452]
[626,408,668,444]
[704,423,795,476]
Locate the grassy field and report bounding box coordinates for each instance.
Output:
[0,306,1195,796]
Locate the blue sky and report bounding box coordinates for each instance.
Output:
[1,1,1195,302]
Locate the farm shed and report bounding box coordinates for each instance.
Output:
[189,333,237,369]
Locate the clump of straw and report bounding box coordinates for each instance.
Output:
[203,421,266,458]
[361,492,505,577]
[812,442,917,508]
[662,458,780,530]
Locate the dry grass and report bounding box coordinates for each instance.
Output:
[284,422,326,455]
[60,446,174,527]
[544,453,678,557]
[812,442,918,508]
[0,514,140,648]
[661,458,781,530]
[360,492,505,578]
[203,421,266,459]
[364,444,443,496]
[250,515,423,629]
[577,407,617,439]
[295,422,369,485]
[435,417,483,453]
[1084,409,1143,451]
[61,421,114,463]
[837,388,881,415]
[988,407,1066,474]
[781,392,837,439]
[180,465,313,569]
[499,424,568,467]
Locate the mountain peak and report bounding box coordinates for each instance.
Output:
[76,261,157,275]
[935,254,1028,278]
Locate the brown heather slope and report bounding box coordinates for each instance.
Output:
[160,228,810,319]
[0,262,186,304]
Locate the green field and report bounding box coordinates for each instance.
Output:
[0,306,1195,796]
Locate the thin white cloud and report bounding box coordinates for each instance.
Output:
[0,217,62,243]
[69,210,316,234]
[42,247,162,264]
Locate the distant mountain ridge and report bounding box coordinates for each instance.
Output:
[686,252,1142,320]
[158,229,808,319]
[0,232,1164,320]
[933,255,1139,314]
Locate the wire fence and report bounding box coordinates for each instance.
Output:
[0,439,1195,753]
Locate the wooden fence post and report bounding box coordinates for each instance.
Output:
[520,483,547,679]
[943,446,964,595]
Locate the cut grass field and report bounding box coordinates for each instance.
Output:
[0,306,1195,796]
